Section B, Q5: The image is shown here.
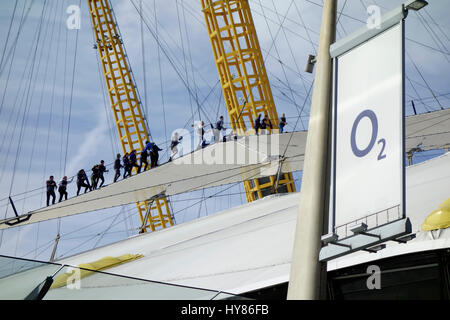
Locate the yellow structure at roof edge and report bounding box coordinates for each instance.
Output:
[50,254,144,289]
[422,199,450,231]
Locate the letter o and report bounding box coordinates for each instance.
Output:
[350,109,378,158]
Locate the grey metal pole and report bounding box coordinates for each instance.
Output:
[49,233,60,262]
[287,0,337,300]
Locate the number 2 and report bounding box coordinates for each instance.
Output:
[377,139,386,160]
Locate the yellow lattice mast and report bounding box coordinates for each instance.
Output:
[201,0,296,202]
[87,0,173,232]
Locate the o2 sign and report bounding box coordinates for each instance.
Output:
[331,18,405,230]
[350,109,387,161]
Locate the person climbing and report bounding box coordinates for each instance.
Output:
[143,140,153,153]
[91,164,100,190]
[260,116,272,135]
[150,142,163,168]
[98,160,109,188]
[254,114,262,135]
[169,132,183,162]
[214,116,226,142]
[123,152,131,178]
[193,121,206,150]
[279,113,287,133]
[139,148,149,173]
[76,169,91,196]
[58,176,73,202]
[46,176,57,206]
[129,150,140,174]
[113,153,122,183]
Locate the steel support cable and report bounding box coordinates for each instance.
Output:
[140,0,150,120]
[306,0,450,58]
[42,0,66,208]
[0,0,31,124]
[0,0,19,81]
[361,0,450,38]
[14,2,53,259]
[20,205,136,259]
[139,0,223,115]
[1,0,48,250]
[269,0,313,109]
[154,0,169,147]
[90,20,119,158]
[1,0,49,194]
[59,19,70,176]
[172,169,266,217]
[271,80,310,102]
[131,0,215,125]
[63,0,82,175]
[407,51,444,110]
[251,5,319,53]
[407,76,450,97]
[56,209,138,259]
[416,11,450,65]
[253,0,320,37]
[23,1,60,213]
[293,0,317,55]
[92,206,125,249]
[280,81,314,161]
[177,0,205,25]
[257,0,307,130]
[176,0,195,124]
[107,0,152,140]
[183,9,202,123]
[335,0,347,38]
[13,4,54,257]
[261,47,313,85]
[53,206,137,245]
[258,0,295,63]
[62,227,140,241]
[95,50,118,158]
[272,89,311,120]
[423,8,450,46]
[0,55,38,183]
[412,92,450,103]
[140,2,221,110]
[407,76,433,113]
[0,0,35,78]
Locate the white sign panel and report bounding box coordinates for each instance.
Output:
[333,23,405,230]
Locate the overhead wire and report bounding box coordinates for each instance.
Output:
[5,0,49,255]
[175,0,196,127]
[130,0,216,126]
[154,0,169,148]
[257,0,307,129]
[0,0,19,82]
[0,0,35,78]
[63,0,82,175]
[416,11,450,65]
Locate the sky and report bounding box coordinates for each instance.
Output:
[0,0,449,261]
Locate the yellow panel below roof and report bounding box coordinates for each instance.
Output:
[50,254,143,289]
[422,199,450,231]
[439,198,450,210]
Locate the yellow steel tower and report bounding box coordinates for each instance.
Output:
[87,0,173,232]
[201,0,296,202]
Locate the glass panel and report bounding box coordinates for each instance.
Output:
[0,255,62,300]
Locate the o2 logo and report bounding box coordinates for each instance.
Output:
[350,109,386,161]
